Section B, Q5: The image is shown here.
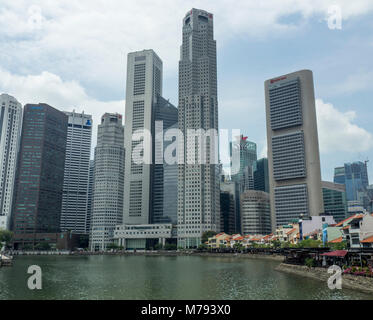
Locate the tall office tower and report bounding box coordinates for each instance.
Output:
[240,190,271,236]
[90,113,124,251]
[254,158,270,193]
[220,181,238,235]
[0,94,23,230]
[85,159,94,234]
[123,50,163,225]
[231,135,257,192]
[322,181,347,223]
[343,161,369,202]
[151,98,178,224]
[265,70,324,230]
[12,104,67,236]
[60,111,92,234]
[333,166,345,185]
[177,8,220,248]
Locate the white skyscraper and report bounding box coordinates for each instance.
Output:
[265,70,324,230]
[177,9,220,248]
[90,113,124,251]
[60,111,92,234]
[0,94,22,230]
[123,50,162,225]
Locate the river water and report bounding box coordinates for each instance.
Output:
[0,255,372,300]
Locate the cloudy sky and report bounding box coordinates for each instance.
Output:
[1,0,373,182]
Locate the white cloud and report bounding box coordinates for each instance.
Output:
[316,98,373,153]
[0,68,124,156]
[327,71,373,96]
[1,0,373,100]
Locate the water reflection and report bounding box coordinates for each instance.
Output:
[0,255,372,300]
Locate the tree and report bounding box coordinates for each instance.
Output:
[201,231,217,244]
[34,242,51,251]
[106,243,119,250]
[298,239,322,248]
[271,240,281,248]
[164,243,177,251]
[233,242,243,251]
[305,257,315,268]
[0,229,13,249]
[154,243,163,250]
[328,241,347,250]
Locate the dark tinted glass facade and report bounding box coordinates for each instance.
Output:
[254,158,269,193]
[151,96,178,224]
[12,104,67,234]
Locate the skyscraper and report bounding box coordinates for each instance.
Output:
[12,104,67,237]
[265,70,324,229]
[254,158,269,193]
[151,97,178,224]
[343,161,368,202]
[240,190,271,236]
[231,135,257,192]
[85,159,95,234]
[333,166,345,185]
[220,181,238,235]
[60,111,92,234]
[177,8,220,248]
[322,181,347,223]
[90,113,124,251]
[0,94,23,230]
[123,50,163,225]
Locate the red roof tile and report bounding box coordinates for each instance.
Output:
[329,237,343,243]
[361,235,373,243]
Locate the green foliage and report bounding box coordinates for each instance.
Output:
[201,230,217,244]
[22,244,33,251]
[154,243,163,250]
[0,229,13,245]
[281,241,292,248]
[297,239,322,248]
[78,234,89,248]
[106,243,120,250]
[198,244,207,250]
[233,242,243,251]
[164,243,177,251]
[271,240,281,248]
[34,242,51,251]
[328,241,347,250]
[305,257,315,268]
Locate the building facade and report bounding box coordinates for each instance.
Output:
[177,8,220,248]
[240,190,271,236]
[322,181,348,223]
[231,135,257,192]
[12,104,67,237]
[85,159,94,234]
[0,94,23,230]
[123,49,163,225]
[220,181,237,235]
[253,158,269,193]
[90,113,125,251]
[151,98,178,224]
[60,111,92,234]
[265,70,324,230]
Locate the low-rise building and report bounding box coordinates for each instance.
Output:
[337,213,373,249]
[114,224,175,250]
[207,233,231,249]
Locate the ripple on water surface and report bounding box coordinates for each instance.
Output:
[0,255,372,300]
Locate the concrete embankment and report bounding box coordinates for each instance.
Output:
[275,263,373,295]
[8,250,284,262]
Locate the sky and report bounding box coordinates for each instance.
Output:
[1,0,373,182]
